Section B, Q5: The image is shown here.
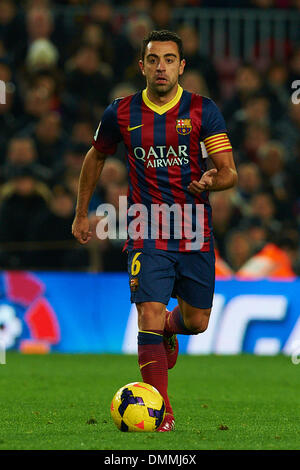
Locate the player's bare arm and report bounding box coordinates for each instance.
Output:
[72,146,106,244]
[188,151,238,194]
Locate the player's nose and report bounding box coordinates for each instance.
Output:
[156,60,166,71]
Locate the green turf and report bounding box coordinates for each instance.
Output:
[0,353,299,450]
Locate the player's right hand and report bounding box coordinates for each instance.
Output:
[188,168,218,194]
[72,215,92,244]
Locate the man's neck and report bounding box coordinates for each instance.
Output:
[146,84,179,107]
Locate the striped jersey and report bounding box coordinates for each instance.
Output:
[93,85,232,252]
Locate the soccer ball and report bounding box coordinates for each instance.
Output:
[110,382,165,432]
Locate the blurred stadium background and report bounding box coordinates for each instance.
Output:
[0,0,300,357]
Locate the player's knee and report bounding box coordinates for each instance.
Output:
[184,310,211,334]
[187,321,208,335]
[137,302,166,330]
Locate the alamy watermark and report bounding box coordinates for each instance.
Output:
[95,196,205,250]
[0,340,6,365]
[0,80,6,105]
[291,80,300,105]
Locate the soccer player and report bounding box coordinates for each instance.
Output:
[72,30,238,432]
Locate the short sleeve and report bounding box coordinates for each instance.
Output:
[93,99,123,155]
[201,97,227,139]
[201,97,232,156]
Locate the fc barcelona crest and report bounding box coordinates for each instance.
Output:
[130,277,139,292]
[175,118,192,135]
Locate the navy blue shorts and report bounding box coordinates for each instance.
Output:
[127,248,215,309]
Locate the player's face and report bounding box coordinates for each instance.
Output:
[139,41,185,96]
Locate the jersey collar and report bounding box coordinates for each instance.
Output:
[142,85,183,115]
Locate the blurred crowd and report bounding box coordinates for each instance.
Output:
[0,0,299,276]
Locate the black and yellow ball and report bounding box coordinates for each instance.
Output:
[110,382,165,432]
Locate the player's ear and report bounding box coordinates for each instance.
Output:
[139,59,145,76]
[179,59,186,76]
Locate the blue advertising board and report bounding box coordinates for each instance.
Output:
[0,271,299,357]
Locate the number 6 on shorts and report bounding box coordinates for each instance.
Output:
[131,252,142,276]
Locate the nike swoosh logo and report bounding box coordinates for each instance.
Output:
[127,124,144,132]
[139,360,157,370]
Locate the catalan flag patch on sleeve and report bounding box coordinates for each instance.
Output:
[203,133,232,156]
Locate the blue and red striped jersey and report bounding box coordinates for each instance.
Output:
[93,85,232,252]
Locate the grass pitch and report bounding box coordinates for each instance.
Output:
[0,353,299,450]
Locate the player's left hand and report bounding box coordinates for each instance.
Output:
[188,168,218,194]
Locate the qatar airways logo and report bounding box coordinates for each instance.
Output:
[133,145,189,168]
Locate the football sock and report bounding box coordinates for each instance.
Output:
[137,330,173,415]
[164,306,194,336]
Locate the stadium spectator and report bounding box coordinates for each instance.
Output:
[0,0,16,38]
[266,61,290,109]
[256,141,292,208]
[2,136,52,184]
[0,62,18,159]
[26,38,59,72]
[0,0,26,65]
[276,102,300,159]
[287,45,300,87]
[128,0,151,14]
[28,184,82,269]
[249,192,281,234]
[28,69,64,112]
[64,45,111,115]
[57,142,90,182]
[230,162,262,218]
[64,169,80,201]
[0,165,51,268]
[151,0,173,31]
[225,229,253,271]
[26,111,68,171]
[12,7,55,67]
[71,118,96,147]
[238,217,270,253]
[222,64,263,121]
[80,22,114,68]
[176,24,220,100]
[239,122,271,163]
[236,237,297,279]
[109,82,138,102]
[228,92,272,149]
[0,55,12,83]
[210,190,241,260]
[15,85,53,133]
[286,141,300,200]
[87,0,116,39]
[180,70,210,96]
[26,1,52,8]
[113,15,153,86]
[25,68,77,129]
[95,157,128,205]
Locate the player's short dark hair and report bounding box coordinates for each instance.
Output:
[141,30,184,61]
